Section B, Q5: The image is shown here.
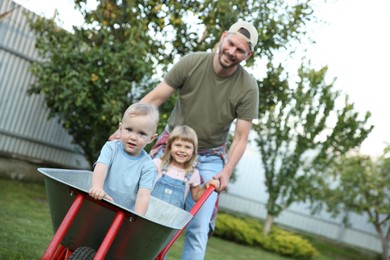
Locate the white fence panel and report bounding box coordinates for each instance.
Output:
[219,145,382,254]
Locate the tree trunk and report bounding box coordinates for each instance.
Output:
[263,213,274,235]
[379,235,389,260]
[374,223,389,260]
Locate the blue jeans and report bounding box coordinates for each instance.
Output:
[181,154,223,260]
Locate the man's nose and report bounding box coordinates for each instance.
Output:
[225,48,237,59]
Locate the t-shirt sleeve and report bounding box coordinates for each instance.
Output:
[139,159,157,190]
[95,141,115,167]
[237,84,259,120]
[152,158,163,185]
[164,53,194,89]
[190,169,201,188]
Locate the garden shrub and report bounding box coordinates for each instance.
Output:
[214,212,319,259]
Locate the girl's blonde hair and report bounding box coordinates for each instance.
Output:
[160,125,198,172]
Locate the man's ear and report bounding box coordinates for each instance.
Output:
[220,31,228,41]
[244,50,254,61]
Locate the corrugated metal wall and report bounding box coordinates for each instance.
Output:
[0,0,89,169]
[219,144,382,253]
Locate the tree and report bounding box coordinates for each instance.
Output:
[318,149,390,260]
[28,2,160,165]
[253,62,373,234]
[27,0,316,166]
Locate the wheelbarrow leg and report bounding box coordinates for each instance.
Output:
[52,244,66,259]
[94,211,125,260]
[155,185,216,260]
[41,193,85,260]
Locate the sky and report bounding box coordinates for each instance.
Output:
[13,0,390,157]
[306,0,390,157]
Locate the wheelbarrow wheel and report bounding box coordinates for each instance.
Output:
[68,246,96,260]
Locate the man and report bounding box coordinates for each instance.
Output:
[112,21,259,259]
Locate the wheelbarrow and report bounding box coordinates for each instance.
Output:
[38,168,215,260]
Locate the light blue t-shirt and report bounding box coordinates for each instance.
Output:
[96,140,156,210]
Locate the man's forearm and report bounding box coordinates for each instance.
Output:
[225,138,247,175]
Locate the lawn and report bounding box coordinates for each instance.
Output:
[0,177,378,260]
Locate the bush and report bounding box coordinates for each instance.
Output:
[214,212,319,259]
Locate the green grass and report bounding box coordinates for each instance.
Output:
[0,178,379,260]
[299,232,379,260]
[0,178,52,259]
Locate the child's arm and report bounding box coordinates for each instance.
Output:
[191,179,220,201]
[134,188,151,215]
[89,163,113,201]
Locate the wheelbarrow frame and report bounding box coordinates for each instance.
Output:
[39,168,215,260]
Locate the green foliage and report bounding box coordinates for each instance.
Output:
[27,0,316,165]
[214,212,319,259]
[262,229,319,260]
[28,9,158,165]
[253,62,373,220]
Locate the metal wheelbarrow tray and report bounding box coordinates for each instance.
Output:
[38,168,215,260]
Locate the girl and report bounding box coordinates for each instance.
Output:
[151,125,219,208]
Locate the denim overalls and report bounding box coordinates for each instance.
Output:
[151,165,192,208]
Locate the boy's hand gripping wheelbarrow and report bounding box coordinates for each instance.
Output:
[38,168,216,260]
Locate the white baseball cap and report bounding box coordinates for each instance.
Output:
[228,21,258,51]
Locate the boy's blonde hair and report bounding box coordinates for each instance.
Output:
[123,103,159,132]
[160,125,198,172]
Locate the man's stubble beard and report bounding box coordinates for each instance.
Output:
[217,47,239,69]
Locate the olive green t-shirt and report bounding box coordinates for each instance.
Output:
[164,52,259,150]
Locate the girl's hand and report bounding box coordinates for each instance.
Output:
[205,179,220,191]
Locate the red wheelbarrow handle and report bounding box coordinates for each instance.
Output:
[155,185,216,260]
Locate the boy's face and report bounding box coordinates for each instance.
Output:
[119,114,157,157]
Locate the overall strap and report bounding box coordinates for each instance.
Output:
[184,170,193,184]
[161,164,169,177]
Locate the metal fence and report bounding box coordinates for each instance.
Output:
[219,145,382,254]
[0,0,89,169]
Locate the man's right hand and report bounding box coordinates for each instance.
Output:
[108,129,120,141]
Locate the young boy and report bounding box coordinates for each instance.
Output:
[89,103,159,215]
